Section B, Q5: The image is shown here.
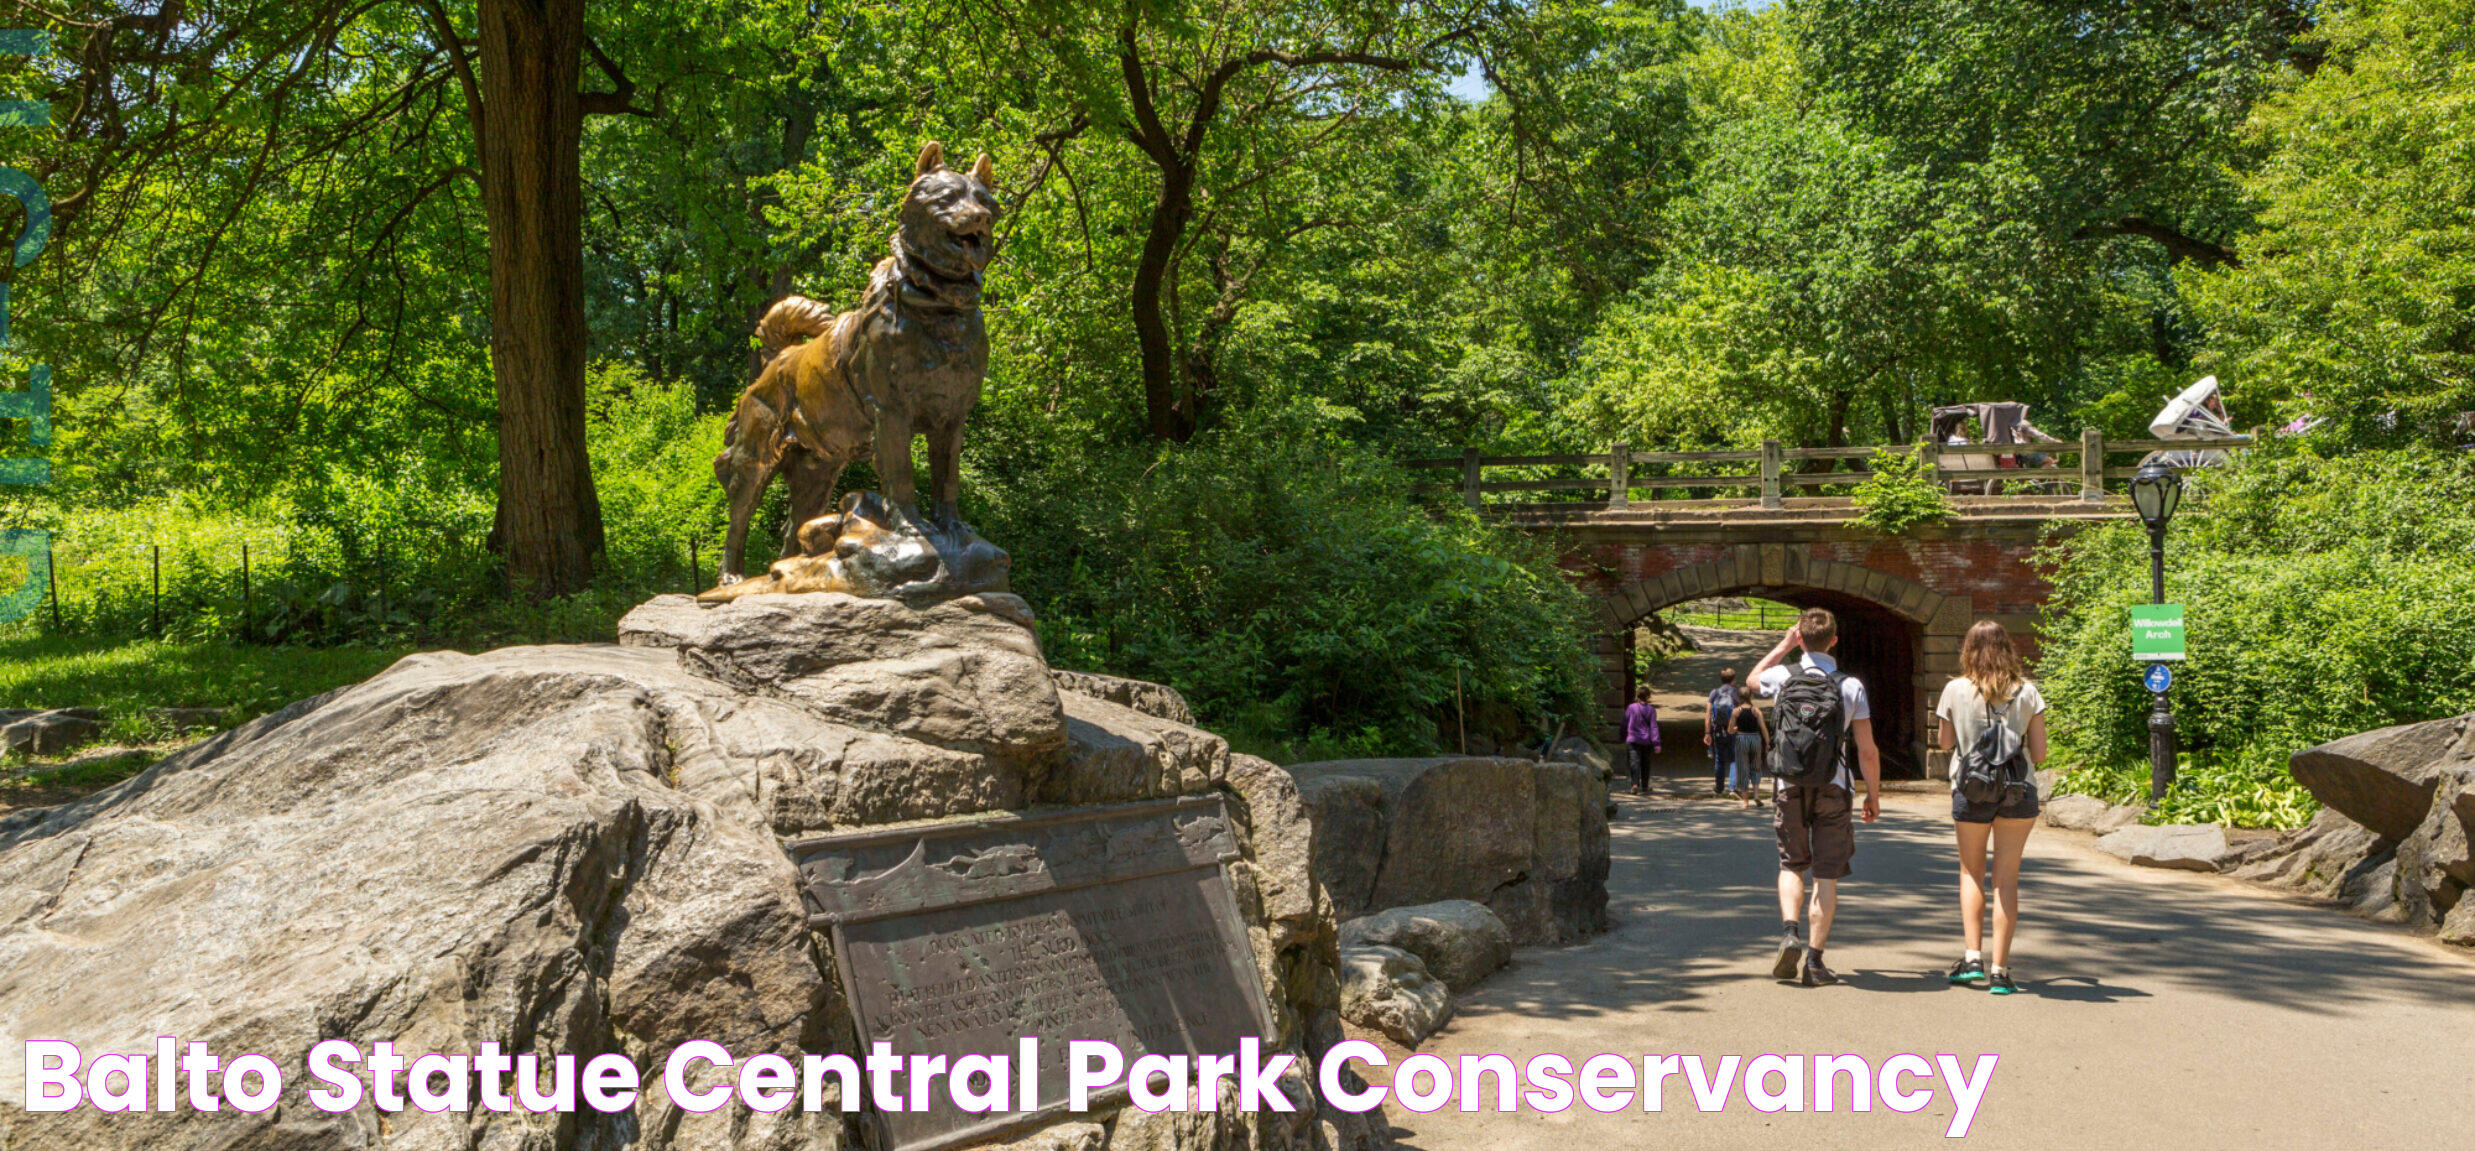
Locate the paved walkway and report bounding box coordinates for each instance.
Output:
[1372,777,2475,1150]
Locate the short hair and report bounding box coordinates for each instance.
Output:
[1719,667,1737,684]
[1798,607,1838,649]
[1635,685,1652,701]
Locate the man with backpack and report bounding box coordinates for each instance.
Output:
[1703,668,1740,796]
[1749,608,1882,987]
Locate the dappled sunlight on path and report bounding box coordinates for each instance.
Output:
[1374,785,2475,1150]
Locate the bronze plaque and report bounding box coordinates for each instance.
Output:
[787,796,1275,1151]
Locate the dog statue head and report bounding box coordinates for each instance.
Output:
[900,141,999,283]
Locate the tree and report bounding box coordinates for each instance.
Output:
[2183,0,2475,446]
[28,0,682,594]
[958,1,1472,441]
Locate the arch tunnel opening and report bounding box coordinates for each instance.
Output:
[1616,587,1928,780]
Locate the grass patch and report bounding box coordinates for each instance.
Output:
[1668,597,1801,632]
[0,637,412,746]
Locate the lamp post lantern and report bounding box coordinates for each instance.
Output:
[2129,463,2185,801]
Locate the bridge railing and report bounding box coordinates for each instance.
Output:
[1406,431,2257,511]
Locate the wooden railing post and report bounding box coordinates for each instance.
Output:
[2079,427,2105,502]
[1759,440,1783,509]
[1608,442,1630,509]
[1462,447,1483,511]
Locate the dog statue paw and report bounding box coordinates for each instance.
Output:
[697,490,1008,608]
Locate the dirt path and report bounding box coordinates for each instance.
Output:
[1366,776,2475,1150]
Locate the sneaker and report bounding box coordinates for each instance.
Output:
[1988,970,2019,995]
[1771,937,1805,980]
[1947,956,1986,984]
[1800,951,1840,987]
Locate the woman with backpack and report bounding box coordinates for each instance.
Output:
[1934,620,2048,996]
[1728,694,1769,810]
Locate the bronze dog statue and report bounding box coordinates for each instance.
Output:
[713,141,998,583]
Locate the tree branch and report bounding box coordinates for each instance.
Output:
[2077,215,2241,268]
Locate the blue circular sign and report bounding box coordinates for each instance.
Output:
[2143,663,2173,693]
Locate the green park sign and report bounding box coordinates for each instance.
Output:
[2131,603,2186,662]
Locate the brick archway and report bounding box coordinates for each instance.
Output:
[1592,548,1975,777]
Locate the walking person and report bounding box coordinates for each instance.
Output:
[1749,608,1882,987]
[1936,620,2048,996]
[1622,686,1662,795]
[1703,668,1741,796]
[1728,692,1769,810]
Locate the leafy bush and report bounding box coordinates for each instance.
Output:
[2039,446,2475,826]
[1850,444,1954,534]
[971,402,1601,761]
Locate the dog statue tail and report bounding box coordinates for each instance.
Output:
[754,295,836,366]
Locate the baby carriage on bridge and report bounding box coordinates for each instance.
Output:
[2144,376,2242,469]
[1928,401,2072,495]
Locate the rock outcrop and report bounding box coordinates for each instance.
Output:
[1287,757,1609,945]
[1337,901,1514,992]
[0,592,1386,1150]
[1336,946,1452,1047]
[2285,714,2475,938]
[2289,715,2474,841]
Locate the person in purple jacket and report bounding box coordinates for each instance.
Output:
[1622,686,1662,795]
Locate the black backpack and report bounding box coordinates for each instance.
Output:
[1956,695,2031,804]
[1768,665,1850,787]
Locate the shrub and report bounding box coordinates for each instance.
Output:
[2038,445,2475,827]
[971,401,1602,760]
[1850,444,1953,534]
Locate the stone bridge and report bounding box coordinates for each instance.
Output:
[1522,496,2128,777]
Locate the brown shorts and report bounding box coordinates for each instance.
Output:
[1776,783,1855,879]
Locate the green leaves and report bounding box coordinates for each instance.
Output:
[1849,444,1953,535]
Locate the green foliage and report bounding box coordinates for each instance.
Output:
[0,636,409,733]
[971,403,1601,761]
[2039,447,2475,825]
[2183,0,2475,446]
[2058,745,2321,831]
[1849,445,1953,534]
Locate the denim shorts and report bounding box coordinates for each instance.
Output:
[1951,781,2041,823]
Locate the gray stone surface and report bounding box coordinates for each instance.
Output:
[2396,766,2475,931]
[1286,757,1609,945]
[2096,824,2231,872]
[0,708,105,757]
[2290,715,2472,841]
[1295,774,1386,919]
[0,594,1379,1150]
[146,706,227,733]
[1338,945,1452,1046]
[1052,669,1195,725]
[2224,808,2396,901]
[2040,792,2109,831]
[1337,900,1513,992]
[2093,802,2150,834]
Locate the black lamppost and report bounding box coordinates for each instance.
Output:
[2129,462,2185,801]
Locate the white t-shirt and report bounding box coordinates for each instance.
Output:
[1756,653,1870,791]
[1935,678,2047,793]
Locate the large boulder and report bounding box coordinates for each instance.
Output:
[1295,775,1387,919]
[2096,824,2231,872]
[2225,807,2397,902]
[2289,715,2474,841]
[0,594,1379,1150]
[2396,766,2475,931]
[1337,901,1513,992]
[1337,946,1452,1047]
[1285,757,1609,945]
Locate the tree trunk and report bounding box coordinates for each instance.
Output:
[477,0,603,595]
[1131,160,1196,442]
